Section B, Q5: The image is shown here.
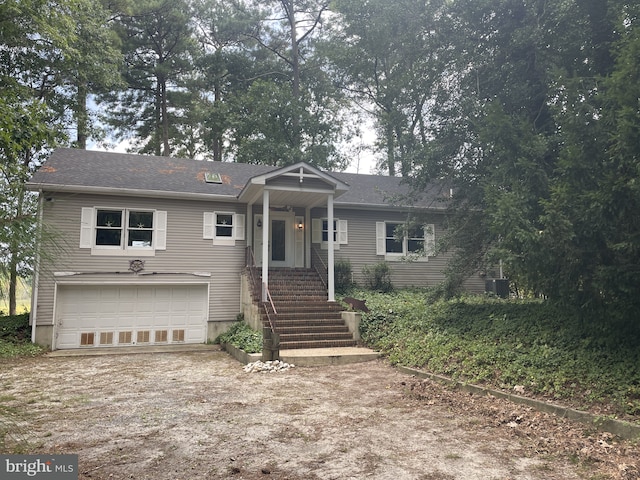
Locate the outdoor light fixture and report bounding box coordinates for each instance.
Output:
[297,221,304,230]
[257,219,262,228]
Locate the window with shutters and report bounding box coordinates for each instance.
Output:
[376,222,435,260]
[311,218,347,250]
[203,212,245,246]
[80,207,167,256]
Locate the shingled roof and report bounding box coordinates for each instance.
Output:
[27,148,449,210]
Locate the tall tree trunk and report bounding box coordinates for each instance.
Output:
[76,82,88,149]
[213,79,222,162]
[160,78,171,156]
[282,0,301,153]
[154,82,162,156]
[383,113,396,176]
[8,190,25,316]
[8,254,17,316]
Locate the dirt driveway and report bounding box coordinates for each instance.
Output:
[1,348,638,479]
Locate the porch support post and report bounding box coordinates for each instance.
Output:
[305,207,311,268]
[327,194,335,302]
[261,189,270,302]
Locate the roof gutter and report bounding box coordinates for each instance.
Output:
[332,202,448,212]
[23,183,449,211]
[25,183,240,202]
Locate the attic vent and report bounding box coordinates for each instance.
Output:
[205,172,223,184]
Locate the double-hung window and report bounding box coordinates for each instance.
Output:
[384,222,403,255]
[81,207,167,255]
[407,225,426,254]
[215,213,234,238]
[322,219,337,242]
[376,221,435,259]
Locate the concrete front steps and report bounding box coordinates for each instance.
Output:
[279,347,380,366]
[258,268,358,350]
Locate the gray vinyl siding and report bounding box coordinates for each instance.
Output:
[312,207,485,292]
[33,192,246,328]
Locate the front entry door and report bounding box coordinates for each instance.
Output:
[254,213,294,267]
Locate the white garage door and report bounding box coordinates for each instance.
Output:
[55,284,208,349]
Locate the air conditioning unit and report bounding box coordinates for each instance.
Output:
[485,279,509,298]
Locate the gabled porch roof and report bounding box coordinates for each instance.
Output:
[238,162,350,208]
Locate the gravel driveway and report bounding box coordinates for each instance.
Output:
[0,348,633,479]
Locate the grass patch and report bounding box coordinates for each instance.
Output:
[0,312,40,452]
[355,289,640,421]
[215,321,263,354]
[0,405,33,454]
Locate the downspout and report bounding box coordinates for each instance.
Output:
[30,192,43,344]
[327,194,335,302]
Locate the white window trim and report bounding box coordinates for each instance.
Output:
[312,218,347,250]
[203,212,245,246]
[80,207,167,256]
[376,221,435,261]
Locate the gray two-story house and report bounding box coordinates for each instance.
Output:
[26,148,486,350]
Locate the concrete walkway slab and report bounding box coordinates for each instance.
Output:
[279,346,380,366]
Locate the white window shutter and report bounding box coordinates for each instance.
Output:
[376,222,386,255]
[234,214,245,240]
[79,207,94,248]
[338,219,348,245]
[203,212,214,239]
[312,218,321,243]
[424,223,436,256]
[155,211,167,250]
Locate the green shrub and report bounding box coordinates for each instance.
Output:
[334,259,354,293]
[362,262,393,292]
[0,314,44,358]
[0,313,31,342]
[215,322,263,354]
[357,289,640,420]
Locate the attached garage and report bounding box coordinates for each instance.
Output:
[54,284,209,349]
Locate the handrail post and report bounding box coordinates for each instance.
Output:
[262,326,280,361]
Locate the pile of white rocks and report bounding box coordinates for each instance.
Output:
[243,359,295,373]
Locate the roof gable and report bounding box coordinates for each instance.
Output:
[237,162,351,207]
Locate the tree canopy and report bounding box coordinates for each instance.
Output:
[1,0,639,320]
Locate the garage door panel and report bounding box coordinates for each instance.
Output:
[57,331,80,349]
[55,284,208,349]
[117,301,137,314]
[154,315,172,327]
[185,328,205,343]
[95,318,118,331]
